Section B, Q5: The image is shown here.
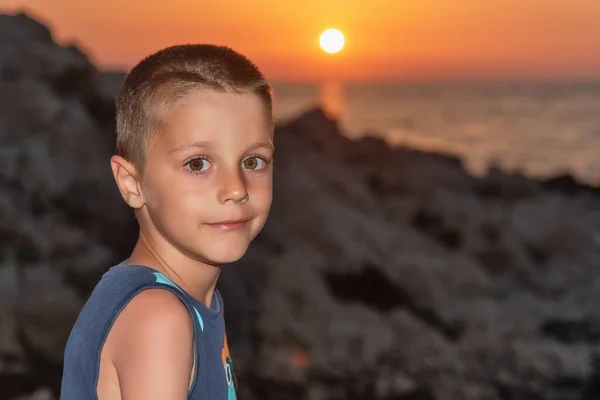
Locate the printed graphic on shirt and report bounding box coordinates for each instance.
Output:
[222,334,238,400]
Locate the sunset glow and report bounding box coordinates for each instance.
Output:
[1,0,600,82]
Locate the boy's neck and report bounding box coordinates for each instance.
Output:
[127,233,221,308]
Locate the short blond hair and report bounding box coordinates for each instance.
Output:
[115,44,273,171]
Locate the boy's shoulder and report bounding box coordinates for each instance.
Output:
[66,263,203,353]
[85,263,222,324]
[73,263,225,345]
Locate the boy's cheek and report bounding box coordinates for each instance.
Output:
[250,187,273,207]
[248,173,273,189]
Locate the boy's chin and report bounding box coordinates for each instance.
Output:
[198,244,249,266]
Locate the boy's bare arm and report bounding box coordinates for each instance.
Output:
[107,289,194,399]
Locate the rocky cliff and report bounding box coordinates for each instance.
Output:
[2,12,600,400]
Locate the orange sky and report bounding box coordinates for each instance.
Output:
[1,0,599,82]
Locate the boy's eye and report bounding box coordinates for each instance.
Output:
[242,156,266,170]
[186,158,211,172]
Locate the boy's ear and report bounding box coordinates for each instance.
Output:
[110,155,145,209]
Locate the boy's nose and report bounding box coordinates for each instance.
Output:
[218,168,249,204]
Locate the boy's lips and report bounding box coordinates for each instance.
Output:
[206,219,250,231]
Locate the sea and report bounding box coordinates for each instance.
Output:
[270,81,600,186]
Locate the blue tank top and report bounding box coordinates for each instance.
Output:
[60,263,238,400]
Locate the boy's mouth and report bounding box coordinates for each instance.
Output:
[205,219,250,231]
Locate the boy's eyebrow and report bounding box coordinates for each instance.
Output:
[170,141,274,154]
[170,141,213,153]
[247,141,275,152]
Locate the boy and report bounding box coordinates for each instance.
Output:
[60,44,275,400]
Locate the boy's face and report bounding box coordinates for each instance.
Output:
[139,90,274,265]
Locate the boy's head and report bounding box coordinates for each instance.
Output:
[111,44,274,266]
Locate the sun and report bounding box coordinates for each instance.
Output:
[319,29,344,54]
